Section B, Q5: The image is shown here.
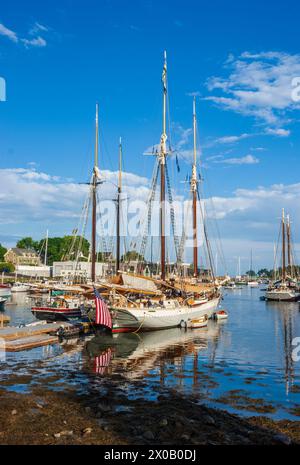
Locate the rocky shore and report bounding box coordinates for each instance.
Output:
[0,377,299,445]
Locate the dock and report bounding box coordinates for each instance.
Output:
[0,321,93,352]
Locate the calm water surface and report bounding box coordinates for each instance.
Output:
[1,287,300,420]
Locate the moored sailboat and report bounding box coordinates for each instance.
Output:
[265,210,300,302]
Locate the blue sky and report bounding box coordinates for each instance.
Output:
[1,0,300,274]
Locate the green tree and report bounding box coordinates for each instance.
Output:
[0,262,15,273]
[245,269,256,277]
[17,237,39,251]
[0,244,7,261]
[121,250,144,262]
[257,268,271,278]
[36,235,90,265]
[16,235,91,266]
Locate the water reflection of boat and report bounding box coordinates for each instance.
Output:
[0,284,11,298]
[0,297,7,310]
[85,323,221,379]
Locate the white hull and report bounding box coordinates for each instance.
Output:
[265,289,300,302]
[115,297,220,330]
[248,281,258,287]
[11,285,29,293]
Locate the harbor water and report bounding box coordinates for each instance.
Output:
[1,286,300,421]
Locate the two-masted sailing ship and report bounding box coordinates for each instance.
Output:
[265,209,300,302]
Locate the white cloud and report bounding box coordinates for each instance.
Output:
[29,22,48,35]
[0,23,18,43]
[0,21,48,48]
[209,133,252,146]
[22,36,47,48]
[265,128,290,137]
[0,167,150,229]
[204,51,300,127]
[216,154,259,165]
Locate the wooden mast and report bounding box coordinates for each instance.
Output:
[91,103,99,283]
[44,229,48,266]
[287,214,292,275]
[191,97,198,277]
[116,137,122,275]
[282,208,286,283]
[160,51,168,281]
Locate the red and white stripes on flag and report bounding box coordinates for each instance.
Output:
[94,348,112,374]
[94,287,112,328]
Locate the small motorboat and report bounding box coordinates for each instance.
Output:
[187,315,208,329]
[11,282,29,293]
[213,310,228,320]
[31,296,85,321]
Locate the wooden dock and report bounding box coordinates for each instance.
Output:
[0,321,93,352]
[5,335,59,352]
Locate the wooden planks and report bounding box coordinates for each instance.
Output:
[5,334,59,352]
[0,322,74,341]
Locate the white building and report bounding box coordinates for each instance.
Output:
[16,265,51,278]
[53,261,112,279]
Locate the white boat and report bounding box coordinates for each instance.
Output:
[265,287,300,302]
[187,315,208,328]
[113,297,219,331]
[223,282,236,289]
[213,310,228,320]
[0,297,7,309]
[264,210,300,302]
[11,282,29,293]
[248,281,259,287]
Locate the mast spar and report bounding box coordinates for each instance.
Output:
[116,137,122,275]
[44,229,49,266]
[91,103,99,283]
[191,97,198,277]
[160,50,168,281]
[287,214,292,275]
[282,208,286,283]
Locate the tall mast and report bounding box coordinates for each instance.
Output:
[287,214,292,275]
[91,103,99,283]
[44,229,49,266]
[273,243,277,281]
[191,97,198,277]
[160,51,168,281]
[116,137,122,275]
[282,208,286,282]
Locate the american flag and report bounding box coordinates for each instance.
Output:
[93,287,112,328]
[94,348,112,375]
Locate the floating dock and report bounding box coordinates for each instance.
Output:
[0,321,93,352]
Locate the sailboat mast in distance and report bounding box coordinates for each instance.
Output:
[287,214,291,272]
[91,103,99,283]
[116,137,122,275]
[44,229,49,266]
[160,50,168,281]
[191,97,198,277]
[282,208,286,282]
